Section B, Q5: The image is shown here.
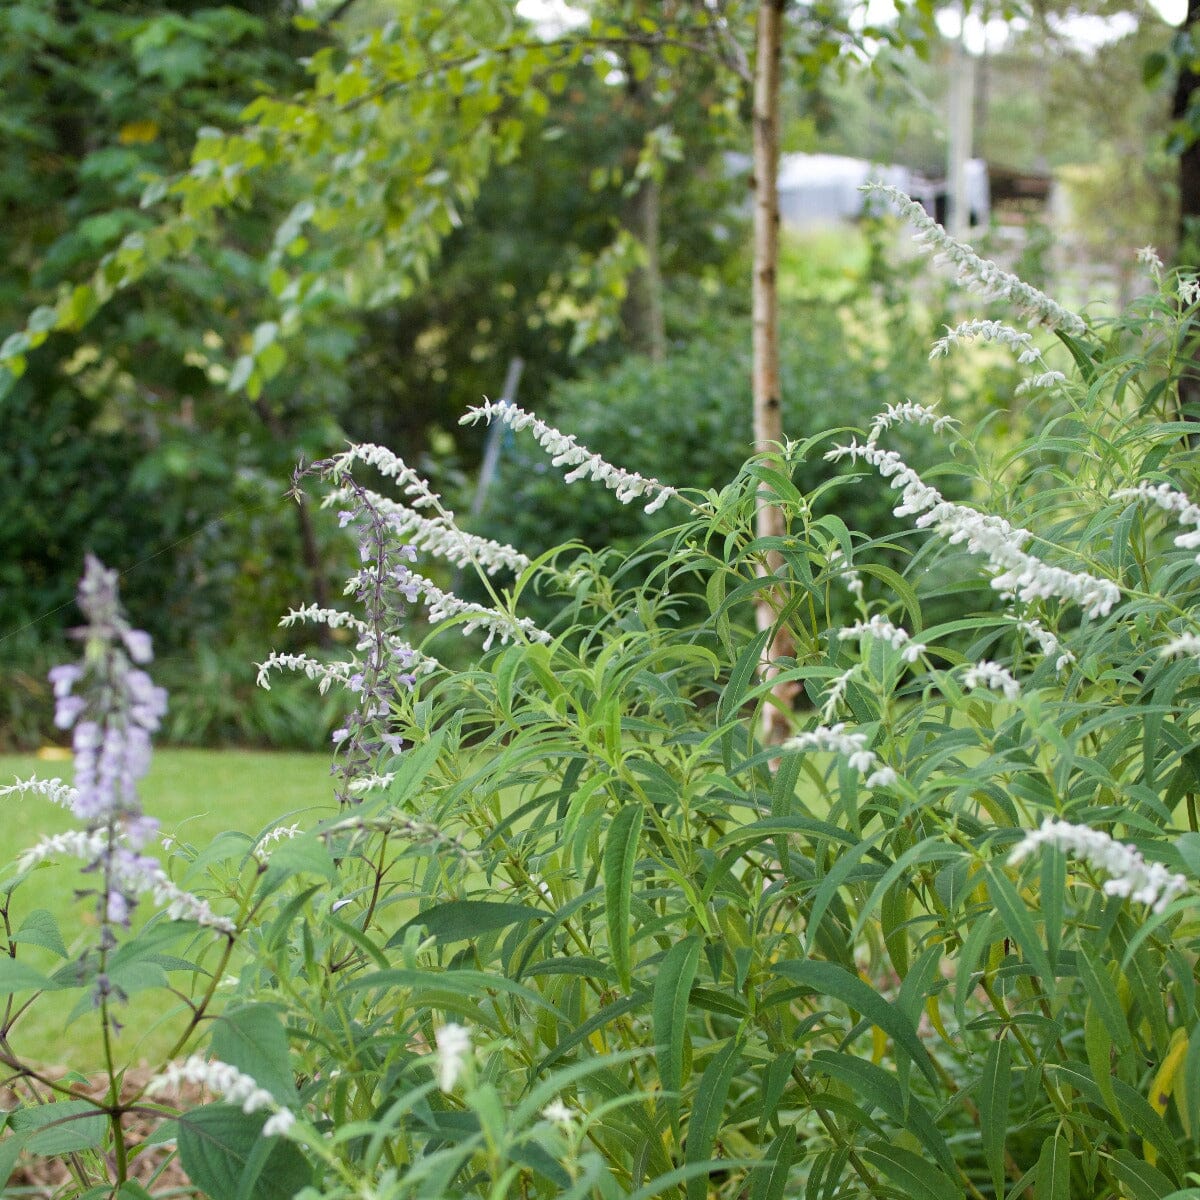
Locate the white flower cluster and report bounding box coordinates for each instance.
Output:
[782,724,897,789]
[828,437,1120,619]
[1014,617,1075,673]
[148,1056,295,1137]
[434,1023,472,1092]
[328,485,530,576]
[962,660,1021,701]
[1115,481,1200,565]
[0,776,78,808]
[542,1099,575,1126]
[279,604,369,636]
[461,401,677,513]
[865,183,1088,336]
[867,401,958,442]
[403,569,551,650]
[1014,371,1067,396]
[820,666,858,722]
[1180,277,1200,306]
[930,320,1039,363]
[827,548,863,599]
[1161,632,1200,660]
[19,831,235,933]
[838,614,926,663]
[19,829,107,872]
[323,443,443,511]
[1137,245,1164,279]
[139,868,236,933]
[255,652,358,693]
[1008,818,1187,914]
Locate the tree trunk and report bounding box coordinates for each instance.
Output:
[751,0,796,748]
[1175,0,1200,267]
[622,173,667,360]
[1174,0,1200,428]
[620,68,667,362]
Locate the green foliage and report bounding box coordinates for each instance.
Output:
[470,293,970,629]
[8,238,1200,1198]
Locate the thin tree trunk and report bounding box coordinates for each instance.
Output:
[751,0,796,748]
[622,174,667,360]
[1175,0,1200,267]
[621,69,667,361]
[1175,0,1200,428]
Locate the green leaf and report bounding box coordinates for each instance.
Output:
[1112,1150,1178,1200]
[717,628,771,725]
[750,1129,796,1200]
[177,1104,310,1200]
[860,1142,958,1200]
[209,1005,296,1105]
[0,958,53,995]
[398,900,544,945]
[985,864,1053,987]
[10,1100,105,1155]
[653,935,701,1133]
[1084,1001,1123,1119]
[685,1039,742,1200]
[978,1037,1010,1195]
[1034,1131,1070,1200]
[0,1133,27,1186]
[772,960,938,1086]
[604,803,644,992]
[13,910,68,958]
[810,1051,953,1174]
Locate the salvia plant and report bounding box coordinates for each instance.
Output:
[5,192,1200,1200]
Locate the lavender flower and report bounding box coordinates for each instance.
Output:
[52,558,167,836]
[47,557,171,947]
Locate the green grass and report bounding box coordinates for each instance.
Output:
[0,749,334,1068]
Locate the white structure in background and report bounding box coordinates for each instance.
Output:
[727,153,989,232]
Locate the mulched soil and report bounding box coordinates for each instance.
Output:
[4,1067,199,1197]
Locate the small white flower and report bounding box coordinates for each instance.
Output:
[962,660,1020,701]
[820,666,858,722]
[783,723,895,787]
[542,1099,575,1125]
[1161,632,1200,659]
[1008,818,1186,914]
[1014,371,1067,396]
[148,1056,295,1134]
[930,320,1039,364]
[326,483,530,576]
[1137,245,1164,278]
[435,1023,472,1092]
[868,401,957,442]
[1180,277,1200,306]
[838,615,926,661]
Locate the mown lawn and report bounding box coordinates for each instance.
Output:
[0,749,334,1067]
